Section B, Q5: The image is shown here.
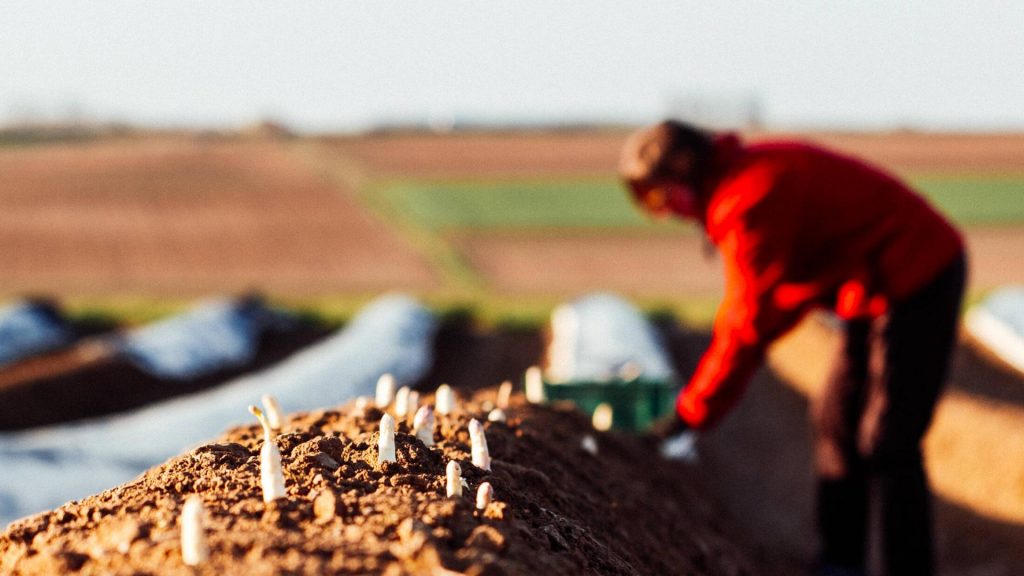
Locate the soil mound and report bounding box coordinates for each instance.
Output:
[0,390,757,575]
[0,295,437,527]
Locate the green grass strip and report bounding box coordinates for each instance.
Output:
[373,178,664,231]
[909,175,1024,225]
[378,175,1024,231]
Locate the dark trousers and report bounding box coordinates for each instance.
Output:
[812,253,966,576]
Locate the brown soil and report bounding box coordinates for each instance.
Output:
[0,321,333,430]
[777,132,1024,174]
[0,388,760,575]
[317,131,625,178]
[0,136,436,297]
[320,130,1024,179]
[456,232,722,298]
[962,226,1024,290]
[422,319,1024,576]
[453,223,1020,300]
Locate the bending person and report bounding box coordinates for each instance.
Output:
[622,120,965,576]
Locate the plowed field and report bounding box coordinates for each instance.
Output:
[0,137,436,297]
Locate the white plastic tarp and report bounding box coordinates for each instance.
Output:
[965,286,1024,374]
[545,292,676,383]
[115,297,290,380]
[0,300,72,368]
[0,294,437,527]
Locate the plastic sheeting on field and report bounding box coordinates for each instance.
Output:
[116,296,291,380]
[0,294,437,527]
[545,292,676,383]
[0,300,72,368]
[965,286,1024,374]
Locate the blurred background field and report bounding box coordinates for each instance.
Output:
[3,128,1021,329]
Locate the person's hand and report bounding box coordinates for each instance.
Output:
[644,413,699,463]
[645,412,689,443]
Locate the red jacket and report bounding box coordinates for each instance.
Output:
[677,136,963,430]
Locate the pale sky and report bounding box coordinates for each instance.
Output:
[2,1,1022,132]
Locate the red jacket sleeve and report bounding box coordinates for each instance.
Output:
[677,178,808,430]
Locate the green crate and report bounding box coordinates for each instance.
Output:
[539,378,679,432]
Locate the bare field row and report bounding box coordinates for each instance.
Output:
[456,225,1023,297]
[2,132,1023,300]
[320,129,1024,178]
[0,137,435,297]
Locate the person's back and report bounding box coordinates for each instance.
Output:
[704,140,963,320]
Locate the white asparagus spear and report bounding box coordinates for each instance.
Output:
[496,380,513,409]
[406,391,420,425]
[468,419,491,471]
[394,386,411,418]
[413,405,435,447]
[524,366,545,404]
[487,408,507,423]
[378,413,397,464]
[180,495,209,566]
[260,394,284,433]
[476,482,493,510]
[249,405,286,502]
[376,373,396,409]
[581,434,599,456]
[592,402,614,432]
[446,461,463,498]
[435,383,455,415]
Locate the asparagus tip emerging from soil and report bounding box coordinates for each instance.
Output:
[592,402,614,432]
[446,461,463,498]
[413,405,435,447]
[487,408,507,423]
[376,373,396,409]
[525,366,545,404]
[496,380,514,409]
[378,413,397,464]
[249,406,286,502]
[260,394,284,432]
[476,482,493,510]
[435,383,455,415]
[354,396,370,417]
[581,434,599,456]
[394,386,411,418]
[406,391,420,424]
[248,405,271,438]
[180,495,208,566]
[469,419,491,471]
